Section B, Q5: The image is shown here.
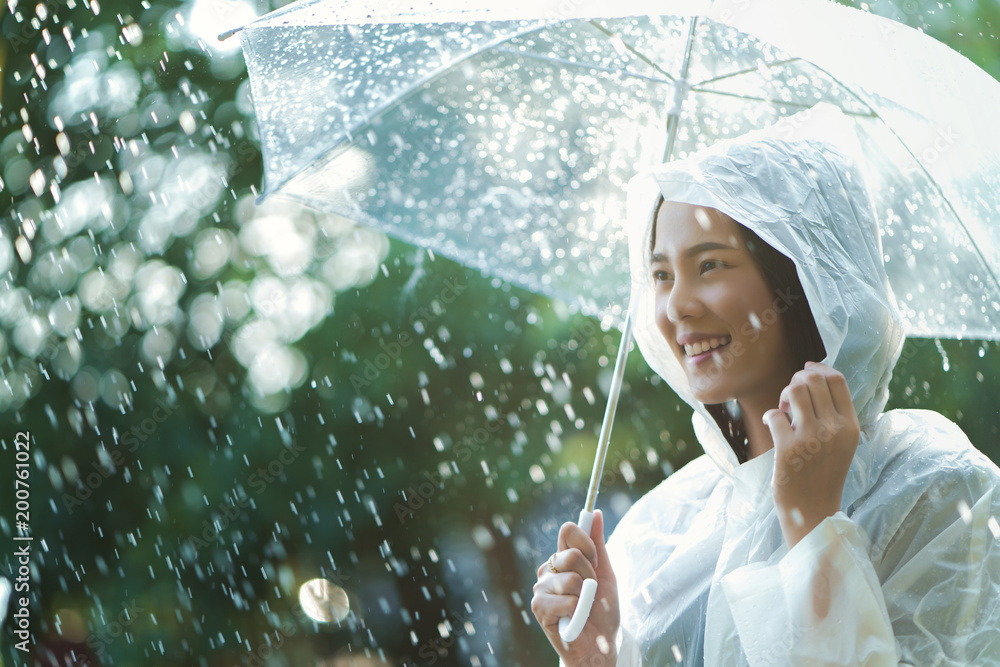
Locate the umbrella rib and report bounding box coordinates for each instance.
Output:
[586,20,677,84]
[492,48,675,86]
[694,57,802,87]
[686,87,873,115]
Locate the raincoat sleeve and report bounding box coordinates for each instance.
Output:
[721,512,897,665]
[552,627,640,667]
[615,625,642,665]
[609,516,642,666]
[720,417,1000,667]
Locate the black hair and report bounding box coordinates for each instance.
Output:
[651,196,826,463]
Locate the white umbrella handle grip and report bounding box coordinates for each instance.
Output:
[558,509,596,643]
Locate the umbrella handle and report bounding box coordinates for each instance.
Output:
[558,509,597,643]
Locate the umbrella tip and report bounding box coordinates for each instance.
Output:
[218,27,240,41]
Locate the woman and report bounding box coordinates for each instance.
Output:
[531,124,1000,665]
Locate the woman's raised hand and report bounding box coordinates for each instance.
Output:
[765,361,860,549]
[531,509,620,667]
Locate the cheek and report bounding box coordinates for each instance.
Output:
[653,292,673,336]
[729,281,775,335]
[736,293,790,358]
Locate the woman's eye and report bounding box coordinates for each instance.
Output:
[700,260,725,273]
[653,269,673,282]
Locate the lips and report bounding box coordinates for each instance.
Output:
[681,335,732,357]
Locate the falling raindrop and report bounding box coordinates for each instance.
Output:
[693,207,712,230]
[934,338,950,372]
[957,499,973,525]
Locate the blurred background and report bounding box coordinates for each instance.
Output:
[1,0,998,665]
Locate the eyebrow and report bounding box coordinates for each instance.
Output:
[650,242,735,264]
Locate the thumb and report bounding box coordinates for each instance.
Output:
[590,510,612,576]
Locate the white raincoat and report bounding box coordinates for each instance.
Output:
[604,120,1000,666]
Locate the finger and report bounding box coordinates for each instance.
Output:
[534,567,594,597]
[536,550,566,579]
[537,548,598,582]
[804,370,836,419]
[763,408,793,444]
[589,510,614,580]
[590,509,606,558]
[778,384,791,415]
[824,370,855,417]
[537,554,556,579]
[779,360,825,412]
[532,591,587,632]
[801,362,855,417]
[778,373,811,416]
[785,381,817,428]
[558,521,598,570]
[531,584,577,625]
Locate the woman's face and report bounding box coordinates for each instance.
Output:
[651,201,799,407]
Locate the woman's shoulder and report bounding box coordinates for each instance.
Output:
[857,409,1000,578]
[871,408,1000,481]
[855,408,1000,519]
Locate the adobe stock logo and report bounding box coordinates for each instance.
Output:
[84,600,145,664]
[394,407,513,523]
[184,441,306,554]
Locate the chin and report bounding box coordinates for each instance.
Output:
[675,349,737,401]
[686,378,733,406]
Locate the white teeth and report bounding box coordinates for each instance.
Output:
[684,335,732,356]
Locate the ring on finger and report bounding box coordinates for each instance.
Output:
[548,553,558,574]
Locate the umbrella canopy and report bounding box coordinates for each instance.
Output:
[228,0,1000,644]
[231,0,1000,339]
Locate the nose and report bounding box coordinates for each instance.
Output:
[658,274,703,327]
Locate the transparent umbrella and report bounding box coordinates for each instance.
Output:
[226,0,1000,641]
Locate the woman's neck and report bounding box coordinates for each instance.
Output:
[739,398,778,460]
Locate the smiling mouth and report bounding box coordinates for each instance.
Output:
[683,335,732,357]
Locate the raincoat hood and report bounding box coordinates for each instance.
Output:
[626,106,905,477]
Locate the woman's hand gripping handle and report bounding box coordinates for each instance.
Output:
[531,509,620,666]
